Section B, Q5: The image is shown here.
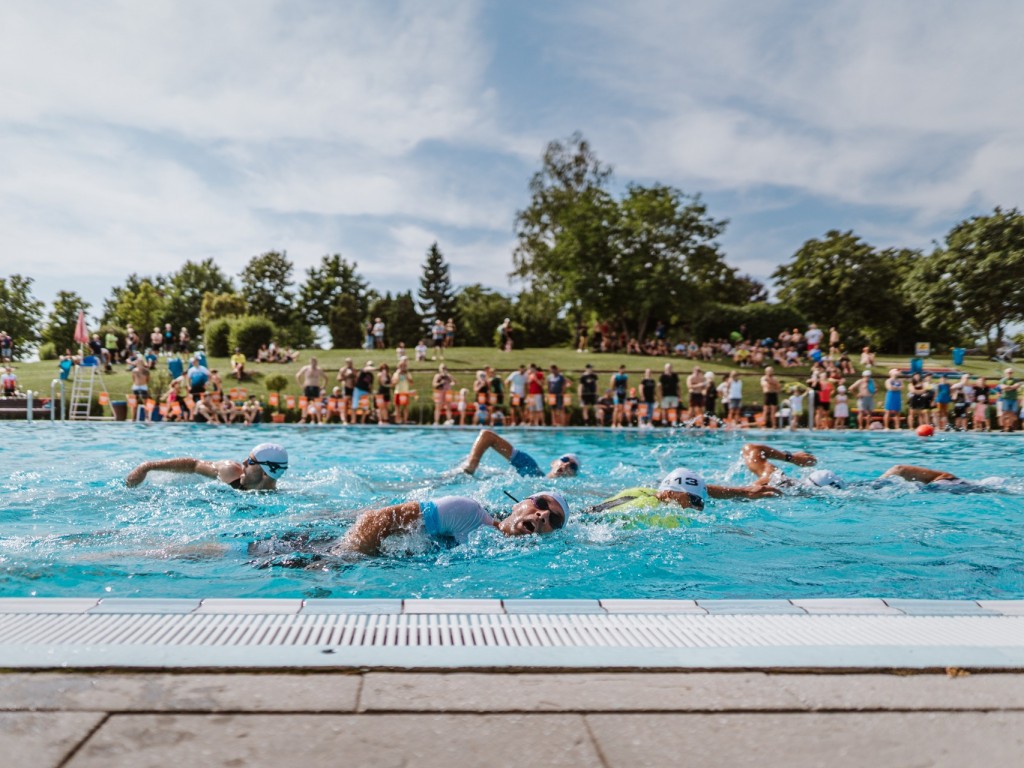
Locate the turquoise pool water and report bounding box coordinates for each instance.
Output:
[1,423,1022,600]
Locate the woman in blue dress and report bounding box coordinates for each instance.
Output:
[883,368,904,430]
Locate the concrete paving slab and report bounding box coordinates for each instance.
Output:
[776,672,1024,711]
[66,714,601,768]
[0,712,104,768]
[0,598,99,614]
[979,600,1024,616]
[0,673,360,713]
[587,712,1024,767]
[884,599,998,616]
[89,599,200,614]
[300,599,402,614]
[600,599,705,613]
[503,599,605,614]
[698,599,806,614]
[792,598,902,615]
[360,672,801,712]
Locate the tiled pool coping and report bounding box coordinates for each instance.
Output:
[3,598,1024,671]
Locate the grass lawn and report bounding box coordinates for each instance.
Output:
[5,346,1011,404]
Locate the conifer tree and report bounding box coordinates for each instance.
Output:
[417,242,457,323]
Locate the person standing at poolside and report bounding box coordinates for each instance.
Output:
[352,362,375,424]
[578,363,599,425]
[126,443,288,490]
[726,371,743,426]
[610,365,629,428]
[462,429,580,478]
[547,364,571,427]
[760,366,781,428]
[295,357,328,402]
[527,363,546,426]
[848,370,876,430]
[487,366,504,425]
[658,362,681,426]
[129,362,150,417]
[883,368,904,430]
[506,364,528,425]
[685,366,706,425]
[432,363,454,425]
[998,367,1020,432]
[185,356,211,399]
[392,357,414,424]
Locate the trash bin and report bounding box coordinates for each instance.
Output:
[952,347,966,366]
[111,400,128,421]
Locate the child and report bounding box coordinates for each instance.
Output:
[972,394,988,431]
[456,388,470,426]
[787,385,805,431]
[832,385,849,429]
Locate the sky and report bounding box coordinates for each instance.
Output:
[3,0,1023,317]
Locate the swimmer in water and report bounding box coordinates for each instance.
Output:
[584,466,780,517]
[462,429,580,478]
[338,490,570,555]
[125,442,288,490]
[741,442,846,489]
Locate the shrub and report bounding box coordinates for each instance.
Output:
[694,302,807,342]
[229,316,276,358]
[264,374,289,393]
[204,318,233,358]
[37,342,58,360]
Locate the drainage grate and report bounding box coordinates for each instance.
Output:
[2,612,1023,649]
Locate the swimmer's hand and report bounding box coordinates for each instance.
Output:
[125,463,150,487]
[788,451,817,467]
[746,485,782,498]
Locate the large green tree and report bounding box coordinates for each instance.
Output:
[910,207,1024,351]
[240,251,296,328]
[0,274,44,358]
[417,242,457,323]
[772,230,919,350]
[102,273,166,327]
[42,291,90,351]
[163,259,234,335]
[299,254,373,331]
[455,284,515,346]
[113,280,166,335]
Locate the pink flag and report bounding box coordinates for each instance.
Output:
[73,310,90,345]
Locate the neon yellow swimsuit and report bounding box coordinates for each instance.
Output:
[586,487,690,529]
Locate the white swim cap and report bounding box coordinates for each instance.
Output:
[250,443,288,479]
[808,469,844,489]
[658,467,709,510]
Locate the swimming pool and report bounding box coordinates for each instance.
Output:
[1,423,1022,601]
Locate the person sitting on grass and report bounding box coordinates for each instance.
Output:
[462,429,580,478]
[125,442,287,491]
[230,348,247,381]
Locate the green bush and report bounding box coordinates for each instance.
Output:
[694,302,807,342]
[229,316,276,358]
[204,318,233,358]
[37,342,58,360]
[264,374,289,393]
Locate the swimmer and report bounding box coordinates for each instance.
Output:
[741,442,845,489]
[125,442,288,490]
[584,466,780,518]
[880,465,959,484]
[339,491,569,555]
[462,429,580,478]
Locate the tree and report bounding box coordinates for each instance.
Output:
[164,259,235,335]
[512,288,572,348]
[455,284,515,346]
[0,274,44,357]
[328,294,364,348]
[240,251,296,329]
[910,208,1024,351]
[113,280,166,335]
[513,133,616,324]
[386,291,423,347]
[772,230,918,350]
[199,292,248,328]
[298,254,373,330]
[417,242,457,324]
[102,273,166,326]
[42,291,90,351]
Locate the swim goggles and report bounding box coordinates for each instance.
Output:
[245,456,288,475]
[558,456,579,471]
[502,491,566,530]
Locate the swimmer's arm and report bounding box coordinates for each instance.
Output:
[743,443,817,467]
[881,465,957,484]
[707,483,782,499]
[125,457,226,487]
[340,502,423,555]
[462,429,514,474]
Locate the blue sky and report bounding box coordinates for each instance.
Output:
[3,0,1022,317]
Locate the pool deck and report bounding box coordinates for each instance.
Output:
[3,598,1024,765]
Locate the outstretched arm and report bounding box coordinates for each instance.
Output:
[707,483,782,499]
[881,465,957,484]
[339,502,423,555]
[462,429,515,474]
[741,443,816,484]
[125,457,225,487]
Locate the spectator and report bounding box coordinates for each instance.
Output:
[185,357,211,399]
[726,371,743,426]
[761,366,781,429]
[640,368,656,426]
[487,366,504,425]
[414,339,428,362]
[610,365,628,428]
[0,331,12,362]
[578,363,599,425]
[353,362,376,424]
[432,363,454,425]
[431,319,446,360]
[883,369,904,430]
[1,366,18,397]
[547,364,571,427]
[373,317,386,350]
[860,346,876,368]
[150,327,163,356]
[445,318,456,348]
[848,370,876,430]
[392,357,414,424]
[395,341,407,360]
[178,327,191,354]
[576,323,588,353]
[506,364,528,425]
[833,385,849,429]
[295,357,328,401]
[337,358,356,407]
[231,348,247,381]
[241,395,263,425]
[998,367,1020,432]
[906,372,929,430]
[703,370,718,424]
[376,362,392,424]
[498,318,512,352]
[527,363,546,426]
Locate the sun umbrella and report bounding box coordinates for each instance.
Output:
[73,310,89,352]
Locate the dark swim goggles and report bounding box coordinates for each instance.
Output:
[529,494,566,530]
[245,456,288,475]
[685,493,705,512]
